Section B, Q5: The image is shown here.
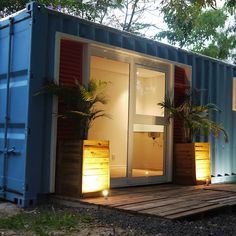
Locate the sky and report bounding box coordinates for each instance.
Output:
[105,0,226,40]
[107,0,232,54]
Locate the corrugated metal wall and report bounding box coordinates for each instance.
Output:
[29,2,236,183]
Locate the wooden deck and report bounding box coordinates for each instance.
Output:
[78,184,236,220]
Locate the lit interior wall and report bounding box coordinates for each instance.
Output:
[133,67,165,175]
[136,68,165,117]
[88,56,129,177]
[132,132,164,171]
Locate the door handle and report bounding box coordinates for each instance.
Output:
[0,147,21,156]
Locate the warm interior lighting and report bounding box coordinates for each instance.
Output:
[82,162,109,193]
[195,143,211,183]
[82,140,110,194]
[102,189,109,198]
[89,56,129,179]
[196,169,208,180]
[195,157,211,182]
[82,175,109,194]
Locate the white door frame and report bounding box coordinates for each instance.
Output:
[90,45,174,187]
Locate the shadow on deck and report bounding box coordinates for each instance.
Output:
[52,184,236,220]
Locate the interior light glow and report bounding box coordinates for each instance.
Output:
[102,189,109,198]
[82,140,110,194]
[82,170,109,193]
[195,156,211,183]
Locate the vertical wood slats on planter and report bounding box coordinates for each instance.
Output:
[173,67,211,185]
[55,140,83,197]
[82,140,110,195]
[55,140,109,198]
[174,142,211,185]
[57,39,84,140]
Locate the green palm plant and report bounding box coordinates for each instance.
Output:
[36,79,110,139]
[158,89,228,143]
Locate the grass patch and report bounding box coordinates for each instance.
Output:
[0,208,94,236]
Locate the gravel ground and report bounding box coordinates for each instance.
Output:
[1,202,236,235]
[73,205,236,236]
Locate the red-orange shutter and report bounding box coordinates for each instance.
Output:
[174,66,189,143]
[57,39,84,140]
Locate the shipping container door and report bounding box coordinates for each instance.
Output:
[0,20,30,199]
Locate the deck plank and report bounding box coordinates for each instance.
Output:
[165,204,225,219]
[75,184,236,220]
[141,199,203,214]
[119,198,186,211]
[152,202,219,217]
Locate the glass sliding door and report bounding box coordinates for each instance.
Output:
[88,46,172,187]
[132,126,165,177]
[135,67,165,117]
[130,65,167,180]
[88,55,129,179]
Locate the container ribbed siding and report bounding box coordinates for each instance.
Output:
[0,2,236,207]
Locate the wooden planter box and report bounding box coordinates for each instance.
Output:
[174,142,211,185]
[55,140,109,198]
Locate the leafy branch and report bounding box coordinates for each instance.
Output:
[35,79,110,139]
[158,89,228,143]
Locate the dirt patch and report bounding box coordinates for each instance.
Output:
[0,202,22,217]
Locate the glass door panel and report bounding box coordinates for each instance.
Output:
[88,56,129,179]
[132,126,164,177]
[136,67,165,117]
[131,66,166,178]
[88,47,171,187]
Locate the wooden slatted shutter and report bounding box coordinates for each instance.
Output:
[57,39,84,140]
[174,66,190,143]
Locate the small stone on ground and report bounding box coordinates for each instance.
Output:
[0,202,22,217]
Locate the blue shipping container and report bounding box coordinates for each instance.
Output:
[0,2,236,207]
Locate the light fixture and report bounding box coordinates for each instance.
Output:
[102,189,109,198]
[148,132,160,140]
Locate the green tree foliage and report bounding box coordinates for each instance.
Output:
[108,0,158,34]
[158,89,228,143]
[157,0,236,62]
[0,0,122,21]
[1,0,235,62]
[0,0,28,17]
[0,0,156,35]
[35,79,110,139]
